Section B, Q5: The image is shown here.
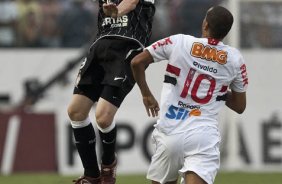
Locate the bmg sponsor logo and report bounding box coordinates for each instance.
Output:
[191,42,227,65]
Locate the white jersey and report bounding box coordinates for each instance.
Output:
[146,34,248,135]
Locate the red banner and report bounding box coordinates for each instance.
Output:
[0,111,57,173]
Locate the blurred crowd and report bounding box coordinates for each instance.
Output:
[0,0,97,47]
[152,0,222,41]
[0,0,280,48]
[240,1,282,48]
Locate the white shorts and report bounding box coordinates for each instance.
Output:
[146,126,220,184]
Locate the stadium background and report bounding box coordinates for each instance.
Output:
[0,0,282,183]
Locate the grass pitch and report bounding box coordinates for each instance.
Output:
[0,172,282,184]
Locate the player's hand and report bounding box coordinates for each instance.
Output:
[103,3,118,18]
[143,95,160,117]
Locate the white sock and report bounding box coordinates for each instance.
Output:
[70,117,91,129]
[97,121,116,133]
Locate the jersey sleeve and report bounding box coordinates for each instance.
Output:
[145,34,180,62]
[229,53,248,92]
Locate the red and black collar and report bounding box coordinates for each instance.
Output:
[208,38,220,45]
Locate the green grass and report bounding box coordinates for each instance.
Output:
[215,172,282,184]
[0,172,282,184]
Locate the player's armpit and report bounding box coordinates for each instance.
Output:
[216,94,227,101]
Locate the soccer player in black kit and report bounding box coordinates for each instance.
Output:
[67,0,155,184]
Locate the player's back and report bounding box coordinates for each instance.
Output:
[147,34,247,134]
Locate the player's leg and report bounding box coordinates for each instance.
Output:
[95,85,127,184]
[147,129,182,184]
[151,181,159,184]
[180,127,220,184]
[68,94,93,121]
[94,42,142,163]
[67,93,101,181]
[94,39,141,183]
[183,171,207,184]
[67,57,104,183]
[151,180,177,184]
[95,96,118,166]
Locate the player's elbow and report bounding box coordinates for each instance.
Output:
[234,103,246,114]
[131,58,144,76]
[128,0,138,10]
[131,50,153,71]
[226,100,246,114]
[132,0,139,6]
[131,57,140,70]
[227,91,247,114]
[131,53,146,70]
[236,106,246,114]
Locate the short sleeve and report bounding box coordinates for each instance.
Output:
[230,53,248,92]
[145,34,180,62]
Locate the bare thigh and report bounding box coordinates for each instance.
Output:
[184,171,207,184]
[67,94,94,121]
[95,97,118,128]
[151,180,177,184]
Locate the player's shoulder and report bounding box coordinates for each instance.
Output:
[223,43,241,55]
[226,45,244,59]
[172,34,197,40]
[181,35,209,46]
[167,34,197,45]
[222,44,245,66]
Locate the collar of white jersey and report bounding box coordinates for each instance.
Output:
[207,38,222,46]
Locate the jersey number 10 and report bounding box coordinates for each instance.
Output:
[180,68,216,104]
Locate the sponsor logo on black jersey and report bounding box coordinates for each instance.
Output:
[102,15,128,28]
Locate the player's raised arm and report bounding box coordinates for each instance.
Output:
[103,0,139,18]
[131,50,159,117]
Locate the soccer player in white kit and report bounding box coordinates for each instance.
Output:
[131,6,248,184]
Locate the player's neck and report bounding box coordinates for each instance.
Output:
[203,33,222,41]
[202,31,210,39]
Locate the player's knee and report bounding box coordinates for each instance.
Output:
[95,112,114,129]
[67,106,88,121]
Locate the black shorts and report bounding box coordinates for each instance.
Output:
[73,37,143,107]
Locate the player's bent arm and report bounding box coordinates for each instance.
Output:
[225,90,246,114]
[131,50,154,97]
[116,0,139,17]
[131,50,160,117]
[103,0,139,18]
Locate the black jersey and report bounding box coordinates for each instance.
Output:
[95,0,155,47]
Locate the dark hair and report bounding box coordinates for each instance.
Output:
[206,6,234,39]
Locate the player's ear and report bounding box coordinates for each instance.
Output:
[201,18,209,37]
[203,18,209,31]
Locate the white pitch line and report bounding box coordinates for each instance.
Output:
[1,115,20,175]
